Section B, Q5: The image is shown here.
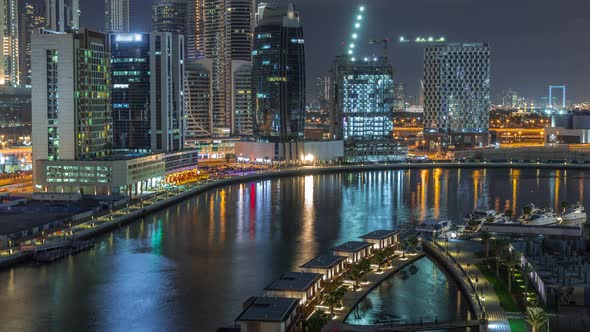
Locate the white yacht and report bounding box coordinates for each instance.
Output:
[464,209,505,223]
[559,203,587,225]
[416,219,454,238]
[518,204,560,226]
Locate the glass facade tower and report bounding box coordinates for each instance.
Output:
[252,3,305,141]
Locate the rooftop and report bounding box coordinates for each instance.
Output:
[332,241,373,253]
[359,229,399,240]
[236,297,299,322]
[300,255,346,269]
[264,272,322,292]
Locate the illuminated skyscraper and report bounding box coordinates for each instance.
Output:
[252,3,305,141]
[105,0,129,33]
[186,0,205,59]
[233,60,253,136]
[205,0,254,137]
[46,0,79,32]
[0,0,20,86]
[423,43,490,148]
[20,0,46,85]
[185,59,212,143]
[152,0,186,35]
[330,56,405,162]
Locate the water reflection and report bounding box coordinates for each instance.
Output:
[1,168,589,331]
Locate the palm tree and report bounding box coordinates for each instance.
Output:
[522,262,535,298]
[400,239,410,258]
[408,236,419,252]
[561,200,569,212]
[348,265,364,291]
[525,306,549,332]
[302,310,331,332]
[494,239,510,277]
[372,250,388,272]
[500,250,522,293]
[480,231,492,258]
[382,247,395,267]
[321,285,347,317]
[357,258,372,274]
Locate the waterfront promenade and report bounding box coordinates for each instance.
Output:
[434,239,511,332]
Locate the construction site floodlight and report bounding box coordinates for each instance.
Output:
[355,23,360,28]
[357,15,362,20]
[360,6,365,11]
[352,33,358,39]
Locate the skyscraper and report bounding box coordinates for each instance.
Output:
[105,0,130,33]
[46,0,79,32]
[0,0,20,86]
[32,29,111,162]
[152,0,186,35]
[110,32,186,153]
[186,0,205,60]
[252,3,305,141]
[149,32,185,152]
[393,82,406,112]
[185,59,212,143]
[110,33,151,151]
[204,0,254,137]
[233,60,253,136]
[19,0,46,85]
[330,56,405,162]
[423,43,491,149]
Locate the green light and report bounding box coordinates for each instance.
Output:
[355,23,360,28]
[348,50,353,55]
[357,15,362,20]
[350,43,355,48]
[360,6,365,12]
[352,33,358,39]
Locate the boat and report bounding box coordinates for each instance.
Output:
[559,202,587,225]
[416,219,454,238]
[518,204,560,226]
[464,209,506,232]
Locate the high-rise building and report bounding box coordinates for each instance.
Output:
[110,32,151,151]
[330,56,405,162]
[105,0,130,33]
[185,59,212,143]
[0,0,20,86]
[149,32,185,152]
[32,29,111,162]
[46,0,79,32]
[152,0,186,35]
[423,43,490,148]
[393,82,406,112]
[110,32,185,153]
[204,0,254,137]
[19,0,46,85]
[233,60,253,136]
[252,3,305,141]
[186,0,205,60]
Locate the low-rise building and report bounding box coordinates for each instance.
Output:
[359,230,400,250]
[263,272,323,305]
[235,140,344,163]
[331,241,373,264]
[235,296,300,332]
[300,255,347,281]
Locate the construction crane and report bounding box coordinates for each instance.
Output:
[398,36,446,44]
[346,5,366,61]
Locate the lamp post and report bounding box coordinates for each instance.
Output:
[445,238,449,254]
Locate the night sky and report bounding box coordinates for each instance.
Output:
[82,0,590,103]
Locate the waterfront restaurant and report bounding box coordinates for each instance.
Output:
[300,255,347,281]
[235,297,300,332]
[359,230,400,250]
[331,241,373,264]
[263,272,323,306]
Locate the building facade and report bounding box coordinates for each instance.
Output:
[233,60,253,136]
[150,32,185,152]
[19,0,47,85]
[423,43,491,149]
[110,33,151,151]
[204,0,254,137]
[46,0,79,32]
[185,59,212,144]
[105,0,130,33]
[0,0,19,86]
[252,2,305,141]
[186,0,205,60]
[329,56,405,162]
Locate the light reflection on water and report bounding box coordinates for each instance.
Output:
[0,168,588,331]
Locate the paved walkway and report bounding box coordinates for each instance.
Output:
[436,239,511,332]
[326,253,425,327]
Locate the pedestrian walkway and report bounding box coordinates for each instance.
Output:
[436,239,511,332]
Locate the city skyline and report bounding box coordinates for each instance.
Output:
[79,0,590,103]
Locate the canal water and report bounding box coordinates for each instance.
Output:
[1,168,588,331]
[345,257,469,327]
